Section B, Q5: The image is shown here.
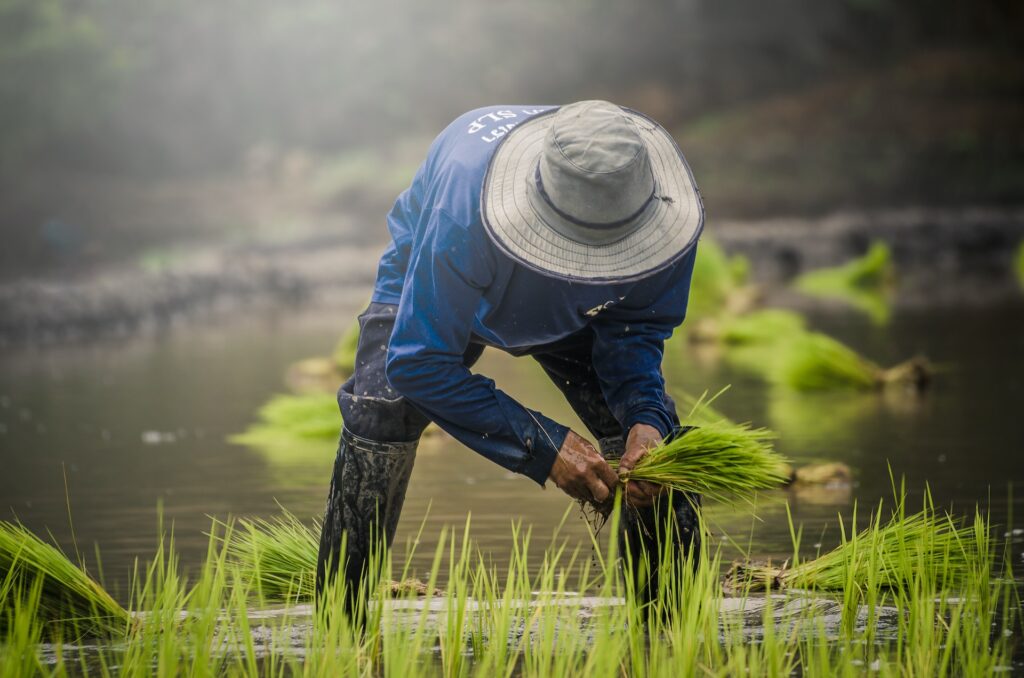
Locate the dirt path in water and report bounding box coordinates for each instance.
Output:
[1,206,1022,346]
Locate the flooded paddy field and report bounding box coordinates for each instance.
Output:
[1,279,1023,673]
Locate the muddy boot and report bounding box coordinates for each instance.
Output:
[616,426,702,612]
[315,427,417,618]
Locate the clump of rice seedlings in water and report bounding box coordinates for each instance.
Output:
[225,511,320,602]
[691,308,807,345]
[1015,240,1024,289]
[0,522,131,638]
[614,397,790,505]
[794,242,894,324]
[796,241,893,293]
[773,332,932,392]
[230,392,341,446]
[726,489,981,593]
[687,238,757,320]
[332,317,361,376]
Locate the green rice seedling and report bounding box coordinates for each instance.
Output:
[725,490,979,594]
[613,399,790,505]
[230,392,341,448]
[796,241,893,292]
[224,511,320,603]
[719,308,806,345]
[688,238,757,320]
[1015,240,1024,289]
[0,522,131,639]
[773,332,932,392]
[687,308,807,345]
[794,242,894,324]
[332,316,361,376]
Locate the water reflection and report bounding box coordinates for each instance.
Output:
[0,298,1022,592]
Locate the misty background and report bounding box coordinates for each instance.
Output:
[2,0,1022,282]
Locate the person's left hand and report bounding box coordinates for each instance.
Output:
[618,423,665,508]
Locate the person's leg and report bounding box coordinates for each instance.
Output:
[529,330,701,609]
[315,302,484,614]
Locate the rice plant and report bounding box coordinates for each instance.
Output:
[695,308,806,345]
[230,392,341,445]
[614,399,790,505]
[688,238,757,320]
[0,488,1017,676]
[725,487,982,594]
[773,332,932,392]
[794,242,894,324]
[796,241,893,292]
[0,521,131,638]
[224,511,320,603]
[1015,240,1024,289]
[332,318,361,376]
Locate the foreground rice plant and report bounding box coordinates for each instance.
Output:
[223,512,320,603]
[0,522,130,639]
[615,421,790,505]
[726,486,982,593]
[0,489,1018,677]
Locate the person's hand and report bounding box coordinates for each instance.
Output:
[549,431,619,507]
[618,423,665,508]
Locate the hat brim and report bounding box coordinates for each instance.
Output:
[481,106,704,283]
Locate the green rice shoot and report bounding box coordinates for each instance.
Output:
[223,511,319,603]
[614,395,790,505]
[1015,240,1024,289]
[230,392,341,446]
[794,242,893,324]
[719,309,806,345]
[332,318,361,376]
[772,332,931,392]
[0,521,131,638]
[726,487,983,593]
[688,238,753,320]
[796,241,893,293]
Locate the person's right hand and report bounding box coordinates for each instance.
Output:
[548,431,620,507]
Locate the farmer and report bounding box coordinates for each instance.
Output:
[316,100,705,608]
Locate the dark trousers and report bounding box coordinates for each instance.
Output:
[318,302,698,609]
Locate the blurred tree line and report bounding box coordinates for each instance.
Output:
[2,0,1020,180]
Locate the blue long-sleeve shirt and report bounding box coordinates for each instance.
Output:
[373,105,699,486]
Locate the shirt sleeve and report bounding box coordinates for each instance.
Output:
[589,246,698,439]
[385,208,569,486]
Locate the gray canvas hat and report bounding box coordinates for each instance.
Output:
[481,100,704,283]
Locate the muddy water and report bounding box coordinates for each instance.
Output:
[1,293,1023,595]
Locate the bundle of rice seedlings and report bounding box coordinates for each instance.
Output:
[725,499,979,593]
[794,242,893,324]
[226,511,319,602]
[688,238,756,320]
[703,309,807,346]
[796,242,893,293]
[332,317,361,376]
[614,399,790,505]
[772,332,932,392]
[1016,240,1024,289]
[230,392,341,446]
[0,522,131,638]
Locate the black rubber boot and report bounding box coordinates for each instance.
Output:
[315,427,417,616]
[611,427,702,611]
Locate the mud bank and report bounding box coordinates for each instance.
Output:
[1,206,1021,346]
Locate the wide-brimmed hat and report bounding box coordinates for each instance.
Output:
[481,100,704,283]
